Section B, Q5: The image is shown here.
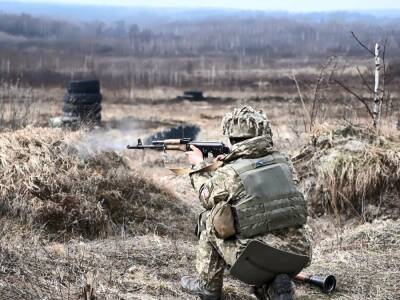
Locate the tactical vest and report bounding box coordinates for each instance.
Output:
[230,152,307,238]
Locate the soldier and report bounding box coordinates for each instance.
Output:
[181,106,312,300]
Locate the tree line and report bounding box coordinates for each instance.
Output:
[0,12,398,58]
[0,11,400,90]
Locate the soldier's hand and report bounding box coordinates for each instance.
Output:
[214,154,225,162]
[186,145,204,166]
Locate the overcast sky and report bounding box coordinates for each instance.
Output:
[6,0,400,11]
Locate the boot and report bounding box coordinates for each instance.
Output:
[251,285,268,300]
[267,274,295,300]
[180,276,221,300]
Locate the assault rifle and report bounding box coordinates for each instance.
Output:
[127,138,231,158]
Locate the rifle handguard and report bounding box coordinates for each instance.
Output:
[164,144,187,151]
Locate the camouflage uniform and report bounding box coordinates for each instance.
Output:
[189,108,312,292]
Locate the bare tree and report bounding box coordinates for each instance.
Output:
[335,32,388,128]
[372,43,381,127]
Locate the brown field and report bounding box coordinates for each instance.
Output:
[1,9,400,299]
[0,71,399,299]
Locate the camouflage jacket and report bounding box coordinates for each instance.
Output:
[190,135,312,258]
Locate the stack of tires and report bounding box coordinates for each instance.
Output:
[63,80,102,125]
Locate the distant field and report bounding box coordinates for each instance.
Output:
[0,6,400,300]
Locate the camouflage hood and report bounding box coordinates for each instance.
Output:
[224,135,274,163]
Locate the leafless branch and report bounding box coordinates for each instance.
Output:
[382,37,388,65]
[311,56,337,127]
[311,67,325,127]
[356,67,374,93]
[351,31,375,56]
[334,79,374,120]
[381,37,389,95]
[385,90,392,117]
[291,72,312,131]
[326,59,338,84]
[380,38,388,96]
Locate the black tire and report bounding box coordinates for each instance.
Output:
[63,103,102,114]
[67,80,100,94]
[62,115,102,126]
[63,111,102,118]
[64,93,102,105]
[81,114,102,122]
[63,111,79,118]
[63,111,101,119]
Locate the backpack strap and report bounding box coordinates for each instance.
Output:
[232,152,288,175]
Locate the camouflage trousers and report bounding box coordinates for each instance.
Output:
[196,228,247,290]
[195,220,313,290]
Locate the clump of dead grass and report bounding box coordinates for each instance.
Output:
[0,82,44,130]
[0,128,191,239]
[293,124,400,219]
[0,233,251,300]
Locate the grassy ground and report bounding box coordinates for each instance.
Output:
[0,87,399,299]
[2,218,399,299]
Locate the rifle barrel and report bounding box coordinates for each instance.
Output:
[126,145,163,150]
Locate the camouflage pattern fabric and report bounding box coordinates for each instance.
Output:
[196,224,312,290]
[221,106,273,139]
[190,133,311,290]
[191,135,299,209]
[196,229,226,290]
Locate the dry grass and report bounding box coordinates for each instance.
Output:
[0,234,195,300]
[292,219,400,300]
[0,91,399,300]
[293,124,400,220]
[0,127,192,240]
[2,216,399,300]
[0,82,41,130]
[0,83,62,131]
[0,232,256,300]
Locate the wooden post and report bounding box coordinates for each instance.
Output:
[373,43,381,128]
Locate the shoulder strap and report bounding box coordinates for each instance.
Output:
[231,152,288,175]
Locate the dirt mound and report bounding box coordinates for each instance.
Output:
[0,128,191,239]
[293,125,400,220]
